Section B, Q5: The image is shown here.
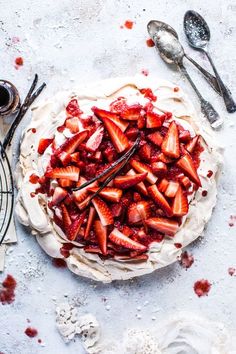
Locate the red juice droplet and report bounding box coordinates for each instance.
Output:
[194,279,211,297]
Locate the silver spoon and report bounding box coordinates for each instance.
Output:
[147,20,221,95]
[184,10,236,113]
[147,20,222,128]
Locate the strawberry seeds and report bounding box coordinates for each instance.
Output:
[31,92,204,261]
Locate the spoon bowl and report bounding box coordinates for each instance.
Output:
[184,10,210,50]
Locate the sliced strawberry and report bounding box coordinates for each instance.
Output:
[172,186,189,216]
[110,203,123,217]
[88,187,122,203]
[66,99,83,116]
[110,97,127,112]
[122,225,134,237]
[65,117,80,133]
[101,116,129,153]
[58,151,71,166]
[94,220,107,255]
[137,115,146,129]
[92,197,114,226]
[161,121,180,158]
[113,172,147,189]
[130,159,158,184]
[158,178,169,193]
[61,203,72,230]
[146,111,164,128]
[56,130,88,156]
[71,152,80,164]
[157,152,174,164]
[136,200,152,220]
[139,144,151,161]
[84,206,96,239]
[76,195,90,210]
[133,192,142,202]
[38,138,54,154]
[186,135,199,153]
[58,178,73,188]
[45,166,80,182]
[179,175,191,189]
[73,177,98,203]
[128,203,142,224]
[145,217,179,236]
[66,211,86,241]
[151,161,167,175]
[86,126,104,152]
[126,169,148,196]
[176,153,201,186]
[179,130,191,142]
[165,181,179,198]
[147,184,173,217]
[109,228,147,251]
[147,131,163,146]
[125,127,139,140]
[120,104,142,120]
[52,187,67,205]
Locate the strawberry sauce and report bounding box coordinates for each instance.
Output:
[194,279,211,297]
[0,274,17,305]
[25,327,38,338]
[180,251,194,269]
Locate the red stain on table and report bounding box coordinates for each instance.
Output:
[0,274,17,305]
[229,215,236,227]
[15,57,23,66]
[146,38,155,47]
[25,327,38,338]
[124,20,134,29]
[194,279,211,297]
[180,251,194,269]
[228,267,236,276]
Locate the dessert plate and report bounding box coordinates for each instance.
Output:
[15,76,222,282]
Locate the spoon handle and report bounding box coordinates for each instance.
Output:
[179,64,222,128]
[204,51,236,113]
[184,54,221,95]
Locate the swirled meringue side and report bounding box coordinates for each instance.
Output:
[15,75,223,282]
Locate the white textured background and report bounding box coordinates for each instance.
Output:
[1,0,236,353]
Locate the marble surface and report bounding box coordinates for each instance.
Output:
[1,0,236,353]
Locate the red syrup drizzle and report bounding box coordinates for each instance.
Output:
[174,243,182,249]
[25,327,38,338]
[29,174,39,184]
[60,243,74,258]
[0,274,17,305]
[124,20,134,29]
[202,190,208,197]
[31,128,36,133]
[194,279,211,297]
[180,251,194,269]
[140,88,157,101]
[146,38,155,47]
[207,170,213,178]
[15,57,23,66]
[52,258,67,268]
[228,267,236,276]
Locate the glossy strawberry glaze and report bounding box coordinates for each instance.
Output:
[31,93,205,261]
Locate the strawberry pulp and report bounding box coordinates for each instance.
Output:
[32,94,204,261]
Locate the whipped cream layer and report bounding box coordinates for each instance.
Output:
[16,75,222,282]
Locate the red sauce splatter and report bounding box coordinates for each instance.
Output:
[174,87,179,92]
[207,170,213,178]
[124,20,134,29]
[180,251,194,269]
[25,327,38,338]
[0,275,17,305]
[31,128,36,133]
[202,190,208,197]
[229,215,236,227]
[38,339,42,344]
[66,99,83,116]
[30,192,36,198]
[29,174,39,184]
[174,243,182,249]
[141,69,149,76]
[228,267,236,276]
[146,38,155,47]
[194,279,211,297]
[57,125,65,133]
[52,258,67,268]
[140,88,157,102]
[15,57,23,66]
[60,243,74,258]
